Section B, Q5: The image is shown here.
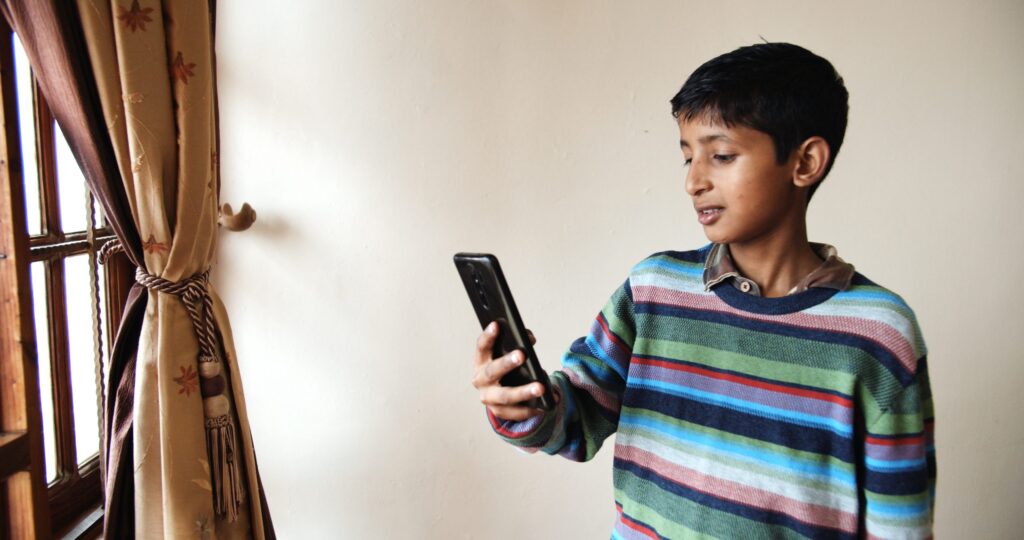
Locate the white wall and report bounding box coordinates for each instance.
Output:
[213,1,1024,537]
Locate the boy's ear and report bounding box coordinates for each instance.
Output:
[792,136,831,188]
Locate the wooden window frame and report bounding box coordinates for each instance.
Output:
[0,20,133,539]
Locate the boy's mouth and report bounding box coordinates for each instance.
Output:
[696,206,724,225]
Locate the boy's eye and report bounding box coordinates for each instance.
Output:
[682,157,692,166]
[713,154,736,163]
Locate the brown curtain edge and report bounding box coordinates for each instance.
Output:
[257,469,275,540]
[101,282,146,538]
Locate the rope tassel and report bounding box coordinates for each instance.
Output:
[133,266,246,521]
[207,418,243,521]
[200,360,245,521]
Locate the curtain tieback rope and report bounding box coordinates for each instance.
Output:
[99,238,244,521]
[97,236,125,264]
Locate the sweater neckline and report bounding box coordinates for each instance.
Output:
[711,281,839,315]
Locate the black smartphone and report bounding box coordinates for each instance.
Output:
[453,253,554,410]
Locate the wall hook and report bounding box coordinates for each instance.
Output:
[218,202,256,231]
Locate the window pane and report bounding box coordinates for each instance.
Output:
[64,255,102,465]
[30,262,57,483]
[12,35,40,236]
[55,122,88,233]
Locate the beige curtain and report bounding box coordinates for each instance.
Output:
[75,1,267,537]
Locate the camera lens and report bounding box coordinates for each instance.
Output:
[478,290,490,310]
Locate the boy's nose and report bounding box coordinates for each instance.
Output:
[685,159,711,197]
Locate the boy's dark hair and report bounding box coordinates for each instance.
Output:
[670,42,849,200]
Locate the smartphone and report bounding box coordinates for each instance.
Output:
[453,253,554,410]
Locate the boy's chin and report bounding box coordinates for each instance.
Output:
[701,228,731,245]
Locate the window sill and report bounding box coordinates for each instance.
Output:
[57,503,102,540]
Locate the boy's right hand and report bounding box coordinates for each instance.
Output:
[472,321,548,422]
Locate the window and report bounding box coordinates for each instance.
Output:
[0,23,133,539]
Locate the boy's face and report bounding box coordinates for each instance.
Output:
[678,117,806,247]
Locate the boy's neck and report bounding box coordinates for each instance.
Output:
[726,224,823,299]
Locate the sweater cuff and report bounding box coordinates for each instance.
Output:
[486,383,563,444]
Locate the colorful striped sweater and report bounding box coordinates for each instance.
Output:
[489,246,935,539]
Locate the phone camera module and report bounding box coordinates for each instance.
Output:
[478,290,490,310]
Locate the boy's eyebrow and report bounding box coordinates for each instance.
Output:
[679,133,733,149]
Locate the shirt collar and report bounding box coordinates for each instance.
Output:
[703,243,855,297]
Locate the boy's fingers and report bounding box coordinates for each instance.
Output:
[488,405,545,422]
[473,322,499,367]
[472,350,520,388]
[479,382,543,406]
[484,350,524,383]
[527,329,537,345]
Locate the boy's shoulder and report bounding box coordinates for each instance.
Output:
[831,272,920,323]
[642,244,714,266]
[624,245,713,292]
[840,272,917,313]
[828,271,927,353]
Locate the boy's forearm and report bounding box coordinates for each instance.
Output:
[488,368,620,462]
[488,279,634,461]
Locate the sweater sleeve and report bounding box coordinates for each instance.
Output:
[488,278,635,462]
[862,357,936,539]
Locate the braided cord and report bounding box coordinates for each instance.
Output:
[98,238,125,265]
[135,267,219,360]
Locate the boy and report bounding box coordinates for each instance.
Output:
[471,43,935,539]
